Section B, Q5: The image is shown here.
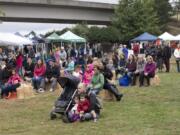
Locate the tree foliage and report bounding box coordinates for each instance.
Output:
[154,0,172,30]
[113,0,161,41]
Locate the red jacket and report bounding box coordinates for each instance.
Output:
[34,64,46,77]
[77,99,90,113]
[16,54,23,68]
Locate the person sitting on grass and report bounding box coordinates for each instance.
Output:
[139,55,156,87]
[68,96,80,122]
[32,59,46,93]
[0,68,21,99]
[77,83,100,122]
[77,93,90,121]
[45,59,60,92]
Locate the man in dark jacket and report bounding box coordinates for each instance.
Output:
[103,65,123,101]
[162,44,172,72]
[45,60,60,92]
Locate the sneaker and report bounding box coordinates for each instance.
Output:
[38,88,45,93]
[116,94,123,101]
[93,118,97,122]
[49,88,54,92]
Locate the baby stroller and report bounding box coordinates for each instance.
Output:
[50,75,80,121]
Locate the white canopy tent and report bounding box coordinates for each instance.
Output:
[175,34,180,41]
[159,32,177,41]
[0,33,33,46]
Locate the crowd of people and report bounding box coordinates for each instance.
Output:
[0,41,179,122]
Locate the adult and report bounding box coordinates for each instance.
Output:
[16,51,23,76]
[145,43,156,59]
[122,45,128,61]
[60,47,67,68]
[139,56,156,87]
[23,57,35,81]
[132,56,146,86]
[76,83,101,122]
[155,45,164,72]
[88,65,104,95]
[28,47,35,59]
[174,44,180,73]
[45,60,60,92]
[32,59,46,93]
[65,57,75,74]
[126,54,137,79]
[162,43,171,72]
[103,65,123,101]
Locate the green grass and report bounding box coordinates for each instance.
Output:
[0,65,180,135]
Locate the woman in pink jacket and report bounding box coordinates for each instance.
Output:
[83,64,94,86]
[32,59,46,93]
[1,69,22,99]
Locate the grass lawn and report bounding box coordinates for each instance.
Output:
[0,65,180,135]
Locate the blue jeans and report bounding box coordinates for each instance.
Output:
[32,77,45,90]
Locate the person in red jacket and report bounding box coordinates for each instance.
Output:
[32,59,46,93]
[77,93,90,120]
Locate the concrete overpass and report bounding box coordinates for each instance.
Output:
[0,0,116,25]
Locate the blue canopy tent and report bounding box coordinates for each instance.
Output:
[131,32,158,41]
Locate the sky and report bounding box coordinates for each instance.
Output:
[0,0,118,35]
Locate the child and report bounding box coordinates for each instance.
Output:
[77,93,90,121]
[68,96,80,122]
[72,65,83,81]
[83,64,94,86]
[1,69,21,99]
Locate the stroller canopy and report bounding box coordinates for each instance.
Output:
[58,76,80,89]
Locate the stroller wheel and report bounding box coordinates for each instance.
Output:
[50,111,57,120]
[62,115,70,123]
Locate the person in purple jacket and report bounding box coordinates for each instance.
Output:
[139,55,156,87]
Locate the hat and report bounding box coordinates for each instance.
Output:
[47,59,55,63]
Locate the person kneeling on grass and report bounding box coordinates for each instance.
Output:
[0,69,21,99]
[45,59,60,92]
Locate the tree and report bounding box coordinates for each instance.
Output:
[113,0,161,41]
[87,26,102,43]
[72,23,89,39]
[154,0,172,30]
